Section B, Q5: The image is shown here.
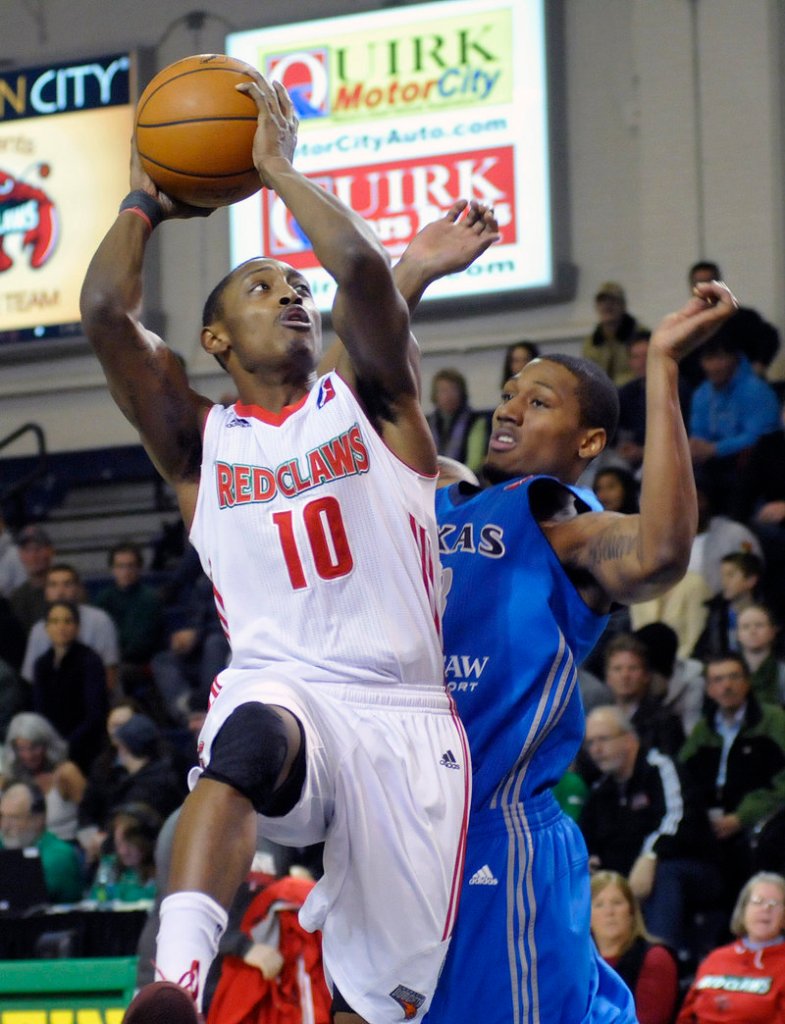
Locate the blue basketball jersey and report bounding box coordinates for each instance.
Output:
[436,474,607,812]
[427,475,637,1024]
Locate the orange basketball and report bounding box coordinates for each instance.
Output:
[135,54,260,208]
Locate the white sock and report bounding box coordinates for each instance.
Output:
[155,891,228,1011]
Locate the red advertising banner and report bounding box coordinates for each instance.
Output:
[263,145,517,268]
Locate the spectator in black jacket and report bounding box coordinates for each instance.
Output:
[692,551,764,660]
[602,634,686,758]
[110,713,187,822]
[678,652,785,907]
[581,706,723,962]
[32,600,108,774]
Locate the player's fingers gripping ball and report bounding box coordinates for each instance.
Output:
[135,53,261,208]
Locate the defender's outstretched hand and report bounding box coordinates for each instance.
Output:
[650,280,738,362]
[398,200,501,282]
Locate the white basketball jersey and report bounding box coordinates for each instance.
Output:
[190,373,444,691]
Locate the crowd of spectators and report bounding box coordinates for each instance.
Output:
[0,530,215,912]
[569,269,785,1013]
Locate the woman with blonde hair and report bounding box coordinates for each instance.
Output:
[1,711,86,842]
[677,871,785,1023]
[591,870,680,1024]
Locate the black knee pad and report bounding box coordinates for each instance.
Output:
[202,702,306,815]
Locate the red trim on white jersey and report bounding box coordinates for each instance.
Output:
[234,394,308,426]
[409,513,441,636]
[212,583,230,641]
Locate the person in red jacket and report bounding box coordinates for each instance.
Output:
[591,870,679,1024]
[206,874,330,1024]
[677,871,785,1023]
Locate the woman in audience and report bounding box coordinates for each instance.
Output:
[500,340,539,385]
[426,367,489,475]
[31,600,108,773]
[677,871,785,1022]
[737,603,785,706]
[88,802,161,903]
[1,711,85,842]
[593,466,640,515]
[591,870,680,1024]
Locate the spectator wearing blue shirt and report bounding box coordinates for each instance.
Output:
[689,337,781,517]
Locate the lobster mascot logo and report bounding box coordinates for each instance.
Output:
[0,163,59,272]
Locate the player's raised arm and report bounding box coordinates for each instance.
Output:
[556,281,738,606]
[317,200,501,389]
[79,146,213,521]
[238,74,435,467]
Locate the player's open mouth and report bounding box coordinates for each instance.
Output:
[489,431,515,451]
[279,310,310,328]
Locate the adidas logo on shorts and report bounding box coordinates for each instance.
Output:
[439,749,461,769]
[469,864,498,886]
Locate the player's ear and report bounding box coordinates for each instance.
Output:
[201,325,229,358]
[578,427,606,461]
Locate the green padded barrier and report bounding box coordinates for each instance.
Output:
[0,956,137,1021]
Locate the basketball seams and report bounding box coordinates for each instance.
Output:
[137,67,255,120]
[136,115,258,128]
[134,155,257,180]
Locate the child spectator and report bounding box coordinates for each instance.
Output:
[693,551,764,659]
[737,604,785,707]
[593,466,640,514]
[89,803,161,903]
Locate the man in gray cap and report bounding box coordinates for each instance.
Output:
[581,281,648,386]
[9,525,54,635]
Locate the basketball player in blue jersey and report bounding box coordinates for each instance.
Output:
[320,209,737,1022]
[422,282,737,1024]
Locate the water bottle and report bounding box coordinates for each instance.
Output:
[94,859,116,904]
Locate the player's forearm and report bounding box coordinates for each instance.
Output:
[258,156,387,284]
[638,347,697,580]
[393,256,432,313]
[80,214,150,338]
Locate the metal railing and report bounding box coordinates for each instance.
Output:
[0,422,48,526]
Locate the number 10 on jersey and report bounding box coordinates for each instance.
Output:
[273,496,354,590]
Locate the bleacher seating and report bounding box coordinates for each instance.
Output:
[0,443,179,579]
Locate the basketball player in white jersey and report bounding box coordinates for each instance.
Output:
[80,73,494,1024]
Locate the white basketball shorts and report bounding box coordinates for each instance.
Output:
[190,668,471,1024]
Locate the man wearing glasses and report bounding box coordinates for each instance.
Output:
[580,705,722,968]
